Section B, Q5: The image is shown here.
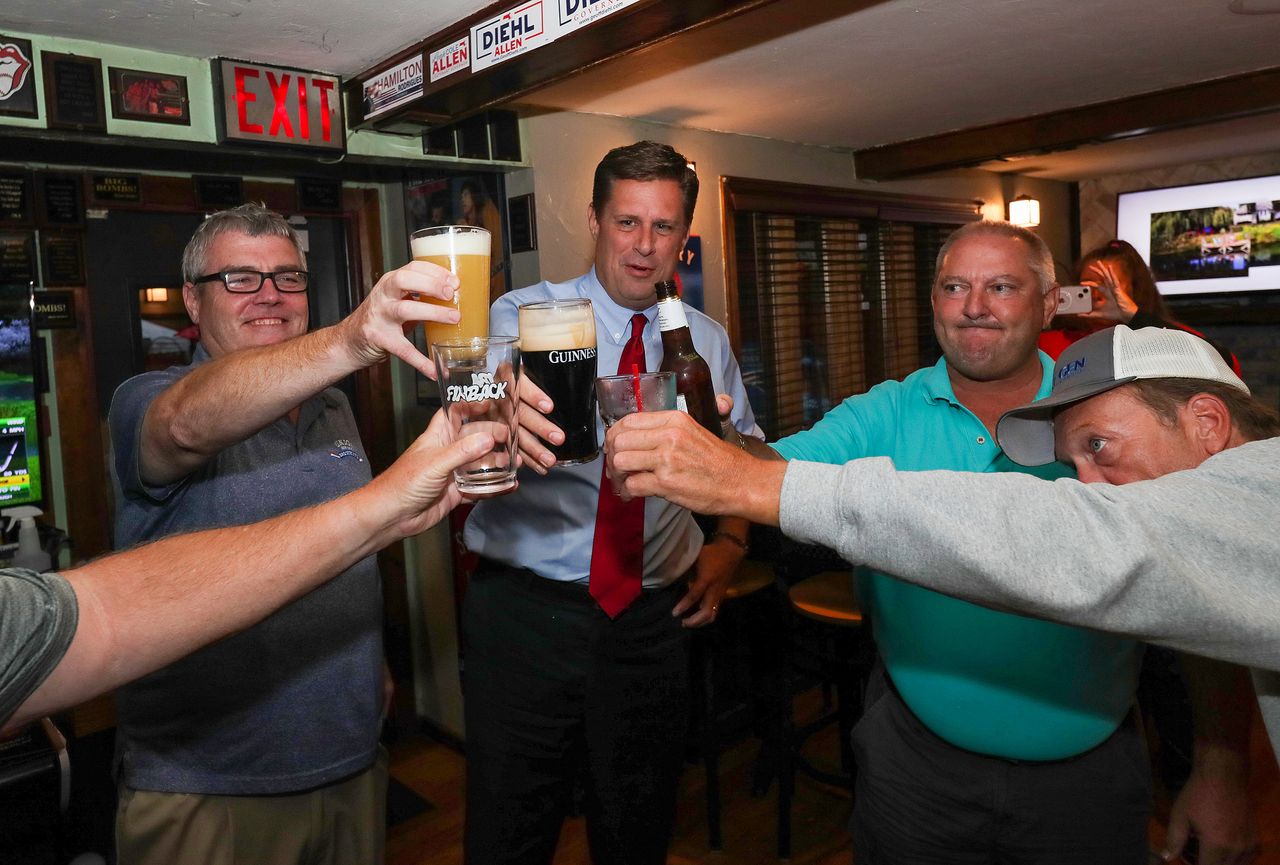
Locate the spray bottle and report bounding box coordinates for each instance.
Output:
[9,505,51,572]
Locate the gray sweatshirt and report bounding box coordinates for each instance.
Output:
[779,436,1280,760]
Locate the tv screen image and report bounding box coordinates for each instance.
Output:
[0,285,41,509]
[1117,174,1280,296]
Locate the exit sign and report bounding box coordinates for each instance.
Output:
[214,59,345,152]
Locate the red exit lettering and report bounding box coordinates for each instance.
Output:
[229,64,338,144]
[234,67,262,134]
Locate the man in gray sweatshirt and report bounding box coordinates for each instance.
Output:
[606,324,1280,782]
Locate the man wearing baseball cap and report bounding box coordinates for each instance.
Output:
[608,323,1280,784]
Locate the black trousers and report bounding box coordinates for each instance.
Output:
[462,564,691,865]
[851,668,1152,865]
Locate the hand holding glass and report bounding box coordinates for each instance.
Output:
[433,337,521,495]
[596,372,677,495]
[411,225,491,347]
[519,299,599,465]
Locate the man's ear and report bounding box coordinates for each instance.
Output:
[1042,282,1061,328]
[182,282,201,325]
[1182,393,1234,456]
[587,203,599,242]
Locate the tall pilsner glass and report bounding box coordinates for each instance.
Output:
[410,225,491,346]
[518,299,599,465]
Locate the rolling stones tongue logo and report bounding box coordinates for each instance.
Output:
[0,43,33,101]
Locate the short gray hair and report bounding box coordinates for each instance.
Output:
[934,220,1055,295]
[181,203,306,284]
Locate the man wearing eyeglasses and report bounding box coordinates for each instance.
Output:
[106,203,459,865]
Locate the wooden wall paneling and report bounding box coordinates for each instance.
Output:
[52,284,118,735]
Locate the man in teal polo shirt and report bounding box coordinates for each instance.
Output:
[770,220,1158,863]
[609,220,1254,864]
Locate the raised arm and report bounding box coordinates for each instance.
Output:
[6,409,489,733]
[779,443,1280,671]
[142,261,460,486]
[607,408,785,523]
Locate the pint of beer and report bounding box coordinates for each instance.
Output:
[518,299,599,465]
[410,225,491,347]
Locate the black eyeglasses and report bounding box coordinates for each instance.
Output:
[193,270,310,293]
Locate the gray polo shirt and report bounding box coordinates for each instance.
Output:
[0,568,78,729]
[108,348,382,795]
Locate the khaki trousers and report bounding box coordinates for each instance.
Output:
[116,749,387,865]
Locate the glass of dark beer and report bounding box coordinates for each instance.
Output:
[518,298,599,465]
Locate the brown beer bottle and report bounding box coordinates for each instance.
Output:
[655,279,722,438]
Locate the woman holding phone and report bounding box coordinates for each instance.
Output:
[1039,238,1241,372]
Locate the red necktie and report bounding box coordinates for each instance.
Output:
[589,313,648,618]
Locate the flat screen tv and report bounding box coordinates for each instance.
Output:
[0,284,44,510]
[1116,174,1280,297]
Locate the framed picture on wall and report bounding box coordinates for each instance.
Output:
[108,67,190,124]
[405,172,510,299]
[0,36,39,119]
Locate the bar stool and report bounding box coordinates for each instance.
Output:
[692,558,785,851]
[776,569,872,859]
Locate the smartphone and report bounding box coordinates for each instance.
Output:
[1057,284,1093,315]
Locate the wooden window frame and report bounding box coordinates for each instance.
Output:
[720,177,980,437]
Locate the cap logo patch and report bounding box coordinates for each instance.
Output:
[1057,358,1086,381]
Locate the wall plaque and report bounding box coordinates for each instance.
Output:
[91,174,142,204]
[42,52,107,133]
[41,233,85,286]
[297,177,342,212]
[33,290,76,329]
[508,193,537,253]
[0,173,33,226]
[194,175,244,209]
[0,36,38,119]
[39,174,84,226]
[0,231,36,283]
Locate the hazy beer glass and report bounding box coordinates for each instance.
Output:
[518,299,599,465]
[410,225,491,347]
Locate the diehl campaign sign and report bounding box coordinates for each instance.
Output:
[555,0,643,33]
[214,59,344,152]
[471,1,555,73]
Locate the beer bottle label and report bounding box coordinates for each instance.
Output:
[675,394,689,414]
[656,297,689,332]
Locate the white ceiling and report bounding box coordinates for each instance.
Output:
[6,0,1280,179]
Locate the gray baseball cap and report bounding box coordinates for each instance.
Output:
[996,325,1248,466]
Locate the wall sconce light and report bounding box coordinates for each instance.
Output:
[144,287,169,303]
[1007,195,1041,228]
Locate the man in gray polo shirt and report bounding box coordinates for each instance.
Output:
[108,203,460,865]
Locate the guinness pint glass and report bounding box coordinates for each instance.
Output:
[518,298,599,465]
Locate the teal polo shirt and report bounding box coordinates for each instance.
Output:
[772,355,1142,760]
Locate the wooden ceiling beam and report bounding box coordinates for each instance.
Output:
[346,0,785,131]
[854,66,1280,180]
